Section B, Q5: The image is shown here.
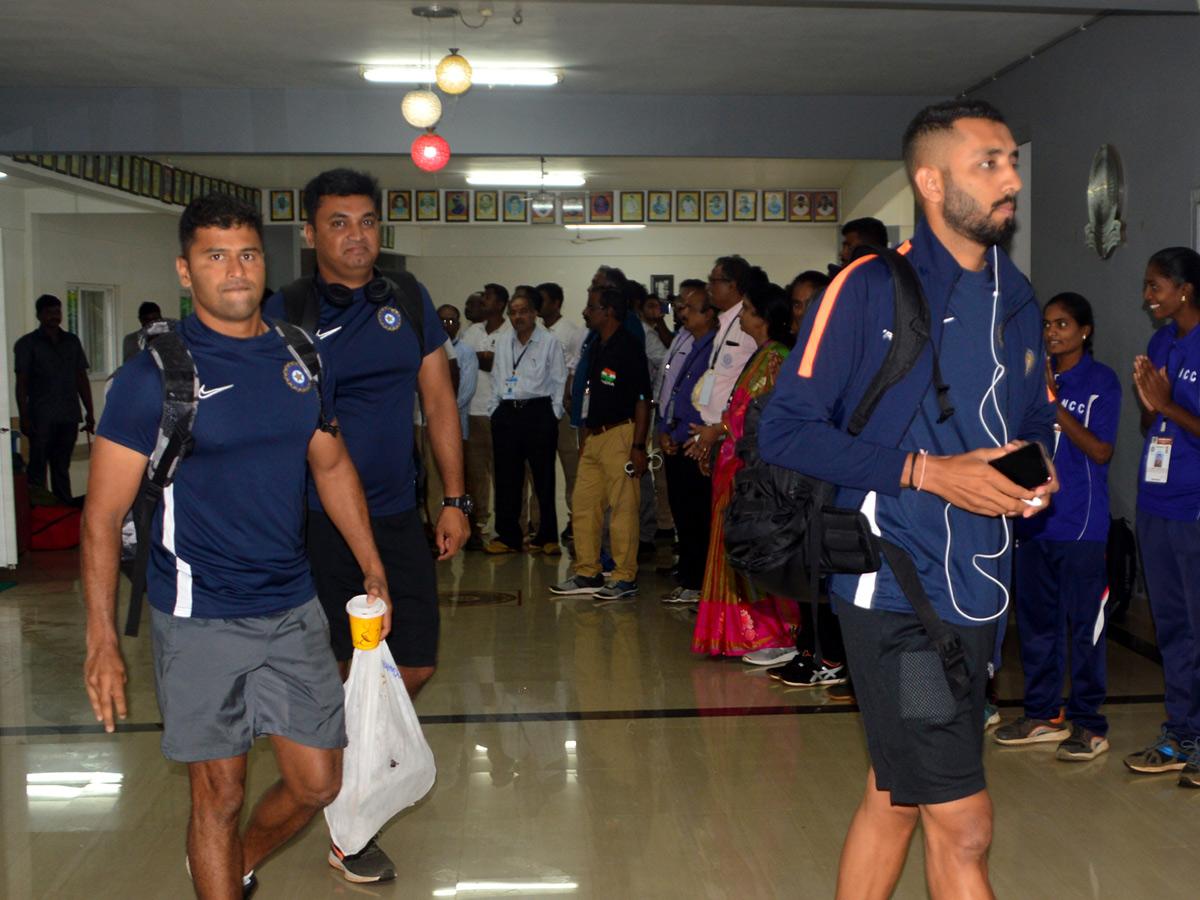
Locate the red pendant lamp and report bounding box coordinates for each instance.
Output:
[412,130,451,172]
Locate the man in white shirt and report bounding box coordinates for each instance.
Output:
[691,256,759,463]
[459,285,512,548]
[486,287,567,555]
[538,282,582,540]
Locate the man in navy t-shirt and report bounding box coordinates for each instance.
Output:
[262,168,469,883]
[82,194,389,900]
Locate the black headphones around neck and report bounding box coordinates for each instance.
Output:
[315,267,394,308]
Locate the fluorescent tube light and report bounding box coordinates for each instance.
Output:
[361,66,562,87]
[465,171,586,187]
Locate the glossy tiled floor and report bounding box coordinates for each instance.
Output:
[3,534,1200,900]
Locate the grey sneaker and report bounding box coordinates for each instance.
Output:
[328,838,396,884]
[743,646,799,666]
[1124,727,1190,773]
[661,586,701,604]
[186,858,258,899]
[1056,723,1110,761]
[593,580,638,601]
[993,714,1069,745]
[550,573,606,595]
[1177,740,1200,788]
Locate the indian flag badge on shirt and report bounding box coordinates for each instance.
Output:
[600,367,616,386]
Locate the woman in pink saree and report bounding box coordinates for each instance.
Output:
[687,282,799,656]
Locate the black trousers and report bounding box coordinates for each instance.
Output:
[491,398,559,549]
[663,449,712,590]
[28,421,78,504]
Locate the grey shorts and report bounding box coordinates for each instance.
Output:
[150,597,347,763]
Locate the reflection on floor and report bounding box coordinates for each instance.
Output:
[3,540,1200,900]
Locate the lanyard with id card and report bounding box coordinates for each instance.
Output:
[505,340,533,401]
[1145,431,1173,483]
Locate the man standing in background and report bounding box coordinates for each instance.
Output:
[14,293,94,505]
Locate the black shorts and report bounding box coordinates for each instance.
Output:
[836,597,995,806]
[307,507,440,667]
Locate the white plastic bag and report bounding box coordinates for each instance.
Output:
[324,641,436,855]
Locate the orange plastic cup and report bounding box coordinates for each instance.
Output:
[345,594,384,650]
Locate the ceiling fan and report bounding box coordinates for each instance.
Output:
[563,227,620,245]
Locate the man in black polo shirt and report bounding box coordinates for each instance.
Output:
[551,287,650,601]
[14,293,95,504]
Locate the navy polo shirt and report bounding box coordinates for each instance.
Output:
[1017,353,1121,543]
[98,315,332,618]
[1138,321,1200,521]
[263,280,447,517]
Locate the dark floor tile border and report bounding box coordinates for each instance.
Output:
[1,692,1167,736]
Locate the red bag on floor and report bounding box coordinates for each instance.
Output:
[31,505,81,550]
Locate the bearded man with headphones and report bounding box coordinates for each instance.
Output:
[760,101,1058,900]
[263,168,470,884]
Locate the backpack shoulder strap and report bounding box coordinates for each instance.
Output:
[845,244,953,435]
[279,275,322,335]
[125,325,198,637]
[381,270,426,358]
[269,319,338,437]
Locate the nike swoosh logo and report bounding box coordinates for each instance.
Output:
[315,326,342,339]
[943,316,956,323]
[198,384,234,399]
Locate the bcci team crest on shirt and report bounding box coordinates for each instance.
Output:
[283,361,312,392]
[377,306,402,332]
[1025,348,1036,377]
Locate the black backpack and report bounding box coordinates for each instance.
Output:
[723,245,972,699]
[1106,515,1138,622]
[123,319,333,636]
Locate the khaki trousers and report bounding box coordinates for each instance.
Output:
[465,414,493,536]
[572,423,640,584]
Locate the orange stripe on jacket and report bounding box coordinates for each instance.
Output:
[797,240,915,378]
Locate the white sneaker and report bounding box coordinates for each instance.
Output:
[742,646,799,666]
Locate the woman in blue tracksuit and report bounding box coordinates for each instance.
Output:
[1125,247,1200,786]
[997,293,1120,760]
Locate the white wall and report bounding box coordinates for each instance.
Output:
[407,222,843,315]
[23,210,181,421]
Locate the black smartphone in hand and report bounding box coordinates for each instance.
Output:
[988,442,1050,489]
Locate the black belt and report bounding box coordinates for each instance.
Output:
[499,396,552,409]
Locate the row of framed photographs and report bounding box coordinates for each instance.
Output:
[8,154,260,209]
[264,187,841,225]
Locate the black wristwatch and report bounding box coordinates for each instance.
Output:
[443,494,475,517]
[631,442,646,451]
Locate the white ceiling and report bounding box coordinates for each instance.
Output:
[1,1,1182,97]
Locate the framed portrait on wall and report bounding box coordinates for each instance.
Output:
[387,190,412,221]
[650,274,674,300]
[416,190,440,221]
[269,190,295,222]
[150,161,162,199]
[732,190,757,221]
[445,190,470,222]
[474,190,498,221]
[502,191,528,223]
[813,191,839,222]
[703,191,728,222]
[109,157,123,188]
[676,191,700,222]
[788,191,812,222]
[560,193,585,225]
[531,197,556,225]
[762,190,786,221]
[589,191,614,223]
[647,191,672,222]
[162,167,174,203]
[619,191,644,223]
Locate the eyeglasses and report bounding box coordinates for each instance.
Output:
[583,304,605,313]
[440,316,459,324]
[707,276,732,284]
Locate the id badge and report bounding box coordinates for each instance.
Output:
[664,396,677,422]
[504,376,518,400]
[580,388,591,420]
[1145,435,1173,483]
